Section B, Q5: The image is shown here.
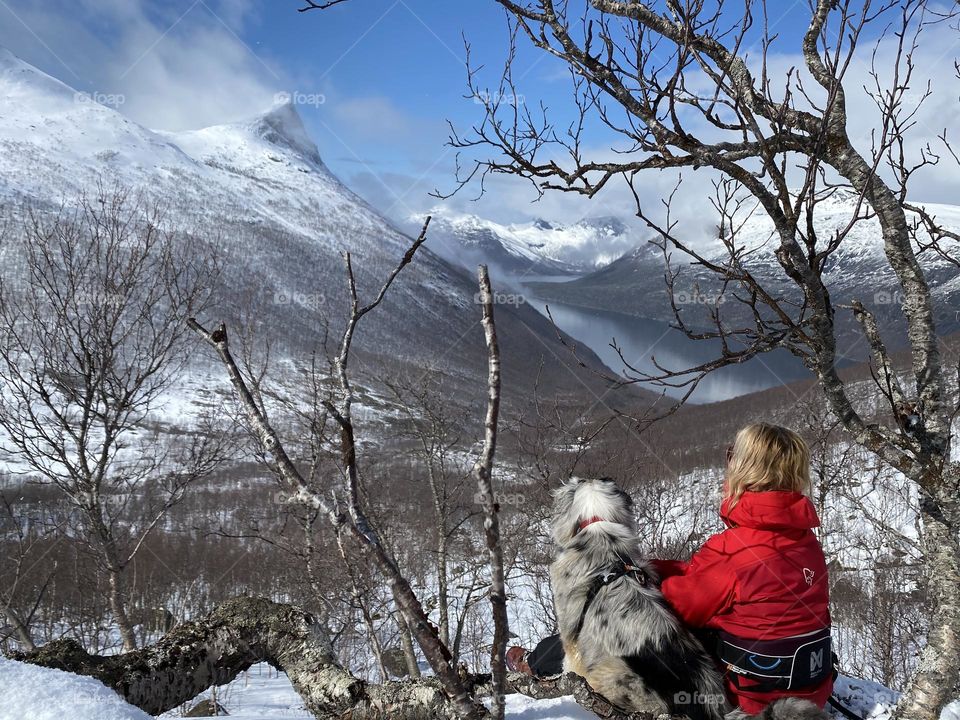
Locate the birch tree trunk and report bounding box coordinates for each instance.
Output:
[896,482,960,719]
[106,566,138,653]
[393,609,423,678]
[93,511,138,652]
[15,597,449,718]
[473,265,509,720]
[4,606,36,651]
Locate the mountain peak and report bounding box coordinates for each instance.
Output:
[248,98,321,163]
[0,45,79,103]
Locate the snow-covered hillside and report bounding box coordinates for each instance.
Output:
[0,47,615,398]
[528,188,960,342]
[698,189,960,292]
[417,209,644,277]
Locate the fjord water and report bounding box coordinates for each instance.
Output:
[525,299,810,403]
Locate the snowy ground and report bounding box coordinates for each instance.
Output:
[156,663,596,720]
[157,663,311,718]
[0,658,597,720]
[0,655,152,720]
[1,656,957,720]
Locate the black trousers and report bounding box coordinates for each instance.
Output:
[528,633,564,676]
[527,629,721,678]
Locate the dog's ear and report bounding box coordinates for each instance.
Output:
[551,478,582,499]
[550,480,582,546]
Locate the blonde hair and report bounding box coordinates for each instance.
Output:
[725,423,811,507]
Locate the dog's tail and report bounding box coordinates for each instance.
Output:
[725,697,830,720]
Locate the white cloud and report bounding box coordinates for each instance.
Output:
[0,0,283,131]
[0,0,955,237]
[468,11,960,236]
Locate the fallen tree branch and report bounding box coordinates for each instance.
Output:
[13,597,662,720]
[12,597,455,719]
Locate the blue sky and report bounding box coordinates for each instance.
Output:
[0,0,591,224]
[1,0,958,231]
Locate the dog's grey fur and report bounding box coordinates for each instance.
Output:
[550,477,829,720]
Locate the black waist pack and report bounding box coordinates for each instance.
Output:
[717,627,832,692]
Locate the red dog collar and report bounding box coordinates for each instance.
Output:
[577,516,606,532]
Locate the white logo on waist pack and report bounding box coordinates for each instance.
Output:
[803,568,815,585]
[810,648,824,674]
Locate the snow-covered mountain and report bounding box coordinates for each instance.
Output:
[413,209,642,277]
[0,48,617,399]
[529,189,960,345]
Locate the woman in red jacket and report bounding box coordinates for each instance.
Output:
[508,423,833,715]
[651,422,833,713]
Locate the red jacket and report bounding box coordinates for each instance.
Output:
[652,491,832,713]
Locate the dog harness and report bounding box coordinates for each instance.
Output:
[571,551,649,640]
[716,627,833,692]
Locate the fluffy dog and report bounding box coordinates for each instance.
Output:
[550,477,827,720]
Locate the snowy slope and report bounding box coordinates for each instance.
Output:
[0,48,196,197]
[417,209,643,276]
[0,47,617,399]
[698,189,960,291]
[529,188,960,343]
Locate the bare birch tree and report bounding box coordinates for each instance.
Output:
[0,187,224,651]
[473,265,509,720]
[189,221,514,719]
[427,1,959,717]
[381,373,482,663]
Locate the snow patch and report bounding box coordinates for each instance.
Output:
[501,694,598,719]
[830,675,900,720]
[0,656,152,720]
[942,700,960,720]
